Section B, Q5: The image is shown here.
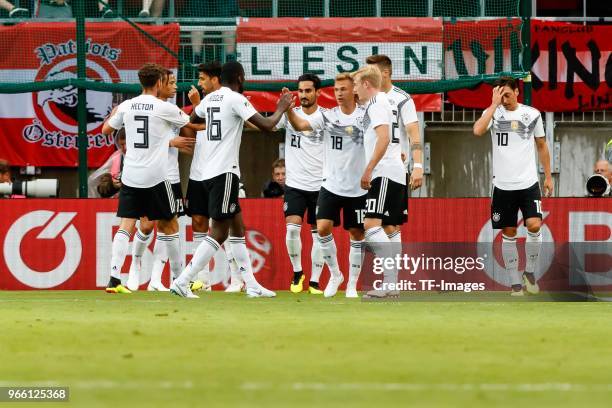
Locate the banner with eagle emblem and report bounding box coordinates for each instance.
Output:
[0,22,179,167]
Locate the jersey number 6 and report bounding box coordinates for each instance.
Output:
[206,107,222,141]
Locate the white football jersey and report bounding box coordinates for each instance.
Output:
[386,86,418,171]
[108,94,189,188]
[484,103,545,191]
[361,92,406,185]
[307,106,367,197]
[277,107,325,192]
[386,86,418,152]
[191,87,257,181]
[167,145,180,184]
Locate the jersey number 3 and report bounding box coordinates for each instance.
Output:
[134,116,149,149]
[206,107,222,141]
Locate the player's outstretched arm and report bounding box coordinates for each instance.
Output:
[473,86,503,136]
[170,136,196,154]
[286,108,313,131]
[247,93,293,131]
[535,137,554,197]
[102,105,121,135]
[361,124,390,190]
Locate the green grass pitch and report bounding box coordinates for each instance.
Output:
[1,291,612,407]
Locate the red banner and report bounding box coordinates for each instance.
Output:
[447,20,612,111]
[0,23,179,167]
[244,88,441,112]
[0,198,609,291]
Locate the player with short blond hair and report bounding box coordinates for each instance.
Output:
[351,66,406,298]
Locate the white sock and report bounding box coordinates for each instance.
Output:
[286,223,302,273]
[193,232,210,282]
[163,233,182,283]
[130,227,151,272]
[224,244,242,284]
[179,235,219,285]
[229,236,259,289]
[348,240,364,287]
[150,232,168,284]
[317,234,341,278]
[502,234,522,286]
[365,226,397,285]
[387,230,402,255]
[310,230,324,283]
[387,230,402,273]
[525,230,542,274]
[110,229,131,279]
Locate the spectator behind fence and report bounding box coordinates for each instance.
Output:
[188,0,238,63]
[98,0,114,18]
[88,128,126,198]
[262,158,285,198]
[0,158,25,198]
[139,0,164,17]
[35,0,72,18]
[586,159,611,197]
[0,0,29,17]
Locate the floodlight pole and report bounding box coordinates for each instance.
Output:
[520,0,532,106]
[76,0,88,197]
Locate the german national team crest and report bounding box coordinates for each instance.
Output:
[492,212,501,222]
[521,112,531,124]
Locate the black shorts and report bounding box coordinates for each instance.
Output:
[116,180,176,221]
[316,187,367,230]
[491,182,543,229]
[185,173,241,220]
[284,185,319,225]
[365,177,405,225]
[401,172,409,224]
[171,182,185,217]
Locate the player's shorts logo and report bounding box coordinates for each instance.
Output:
[492,212,501,222]
[4,211,81,288]
[283,202,288,212]
[229,203,236,213]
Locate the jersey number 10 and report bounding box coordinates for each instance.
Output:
[496,132,508,146]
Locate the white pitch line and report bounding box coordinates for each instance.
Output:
[1,380,612,392]
[241,382,612,392]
